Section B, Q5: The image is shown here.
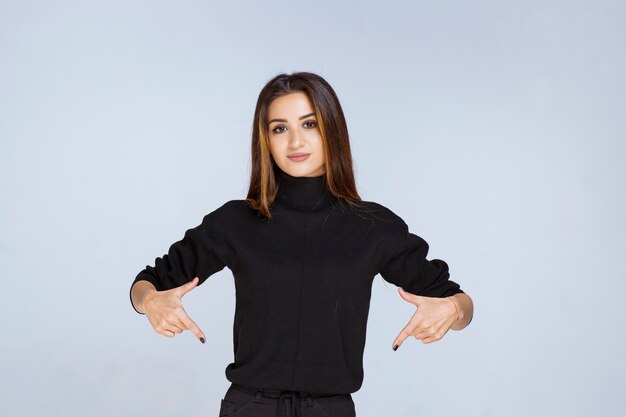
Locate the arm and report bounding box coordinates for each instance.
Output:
[379,217,472,347]
[379,219,463,298]
[130,210,227,315]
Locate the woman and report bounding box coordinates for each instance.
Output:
[129,72,474,417]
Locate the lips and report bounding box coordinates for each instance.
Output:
[288,153,311,162]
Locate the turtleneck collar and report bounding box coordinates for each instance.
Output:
[274,168,335,212]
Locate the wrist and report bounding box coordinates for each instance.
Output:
[446,295,461,323]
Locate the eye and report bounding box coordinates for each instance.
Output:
[270,121,317,134]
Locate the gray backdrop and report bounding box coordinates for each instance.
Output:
[1,1,624,416]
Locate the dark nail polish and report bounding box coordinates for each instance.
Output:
[200,337,206,344]
[393,344,398,351]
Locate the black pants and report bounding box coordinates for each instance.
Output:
[218,382,357,417]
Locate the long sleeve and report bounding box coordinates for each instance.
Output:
[379,220,464,298]
[129,211,227,315]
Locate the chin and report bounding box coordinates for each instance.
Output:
[302,165,323,175]
[282,165,321,177]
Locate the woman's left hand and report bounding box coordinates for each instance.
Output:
[392,287,458,350]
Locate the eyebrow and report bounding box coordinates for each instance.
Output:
[268,112,316,125]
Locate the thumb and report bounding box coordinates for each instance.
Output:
[398,287,420,305]
[177,277,199,299]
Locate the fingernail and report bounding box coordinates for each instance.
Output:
[200,337,206,344]
[393,344,398,351]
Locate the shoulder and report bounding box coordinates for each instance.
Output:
[348,200,408,232]
[203,199,254,222]
[201,199,260,235]
[209,199,249,214]
[350,200,416,267]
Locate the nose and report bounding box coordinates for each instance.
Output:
[287,127,303,148]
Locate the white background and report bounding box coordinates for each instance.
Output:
[1,1,624,416]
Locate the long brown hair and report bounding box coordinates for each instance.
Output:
[245,72,365,219]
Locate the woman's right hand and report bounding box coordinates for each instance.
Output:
[143,277,207,344]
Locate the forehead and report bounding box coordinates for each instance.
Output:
[267,92,314,118]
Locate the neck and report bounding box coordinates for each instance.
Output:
[274,168,334,212]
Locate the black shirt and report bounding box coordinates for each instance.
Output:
[130,168,464,395]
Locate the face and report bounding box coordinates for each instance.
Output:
[267,92,325,177]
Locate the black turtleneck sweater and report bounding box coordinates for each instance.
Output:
[130,168,464,395]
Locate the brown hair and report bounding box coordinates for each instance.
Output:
[245,72,366,219]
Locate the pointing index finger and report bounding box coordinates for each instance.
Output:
[393,317,417,351]
[179,310,206,344]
